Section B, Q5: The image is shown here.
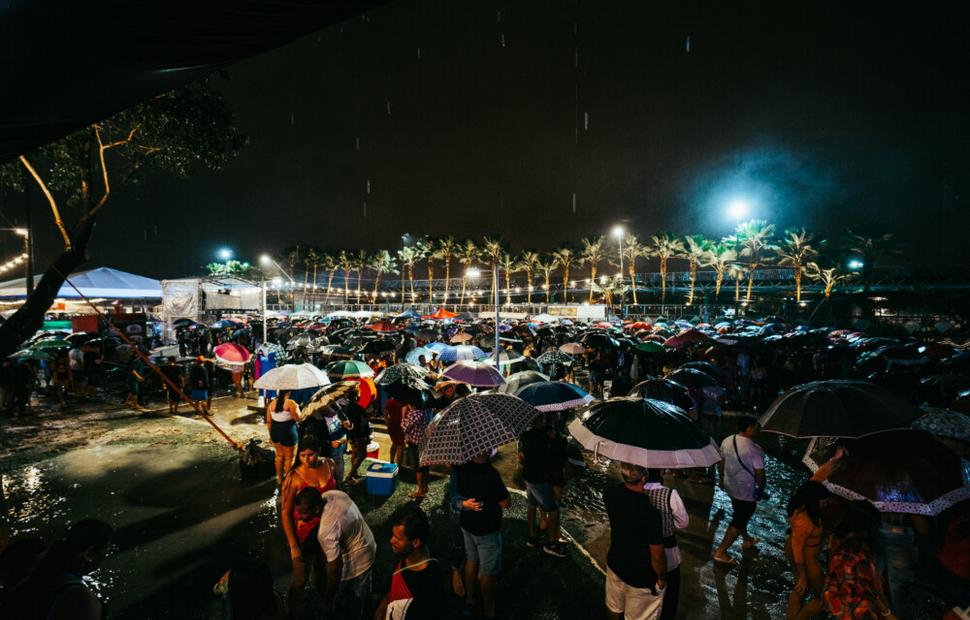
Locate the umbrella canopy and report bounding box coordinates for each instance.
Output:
[405,346,436,365]
[666,367,718,389]
[494,370,551,394]
[253,363,331,391]
[627,378,693,410]
[173,318,197,328]
[437,345,487,364]
[636,341,665,354]
[569,397,722,468]
[912,409,970,442]
[326,360,375,379]
[319,344,353,358]
[29,338,71,350]
[663,328,710,349]
[559,342,585,355]
[450,332,474,343]
[678,361,723,382]
[358,339,396,354]
[364,320,402,333]
[286,333,315,350]
[536,350,574,366]
[442,360,507,387]
[303,382,360,418]
[515,381,593,412]
[759,380,925,438]
[384,375,436,408]
[9,348,51,361]
[804,431,970,515]
[581,333,619,349]
[423,307,459,320]
[213,343,250,368]
[210,319,241,330]
[350,376,378,409]
[374,363,430,386]
[419,394,541,465]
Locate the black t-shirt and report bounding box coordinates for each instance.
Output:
[159,365,183,392]
[343,402,370,439]
[188,364,208,390]
[394,557,442,618]
[456,462,509,536]
[518,428,556,484]
[604,483,664,588]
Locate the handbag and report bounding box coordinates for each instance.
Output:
[732,435,768,501]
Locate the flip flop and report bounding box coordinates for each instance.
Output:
[712,552,737,565]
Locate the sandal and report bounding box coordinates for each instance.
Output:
[712,552,737,565]
[408,490,427,498]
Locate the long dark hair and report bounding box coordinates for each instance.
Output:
[786,480,830,526]
[274,390,291,412]
[833,500,882,553]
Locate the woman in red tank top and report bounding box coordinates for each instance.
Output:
[280,436,336,618]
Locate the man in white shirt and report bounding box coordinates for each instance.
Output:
[713,418,765,565]
[643,469,689,620]
[309,489,377,619]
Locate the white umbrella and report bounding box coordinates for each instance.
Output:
[254,363,331,391]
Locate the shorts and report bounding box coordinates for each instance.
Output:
[402,444,428,473]
[167,390,181,403]
[729,497,757,531]
[605,567,665,620]
[190,389,208,402]
[86,371,100,387]
[462,529,502,577]
[525,481,559,512]
[270,420,299,447]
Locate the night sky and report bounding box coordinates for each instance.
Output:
[4,0,969,278]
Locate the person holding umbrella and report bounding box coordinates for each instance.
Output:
[643,469,688,620]
[518,414,567,558]
[712,418,765,565]
[604,462,667,620]
[266,389,301,486]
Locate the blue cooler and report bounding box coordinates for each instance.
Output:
[365,461,398,496]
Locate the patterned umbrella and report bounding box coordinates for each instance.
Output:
[442,360,506,387]
[214,343,251,369]
[419,394,541,465]
[302,381,359,417]
[515,381,593,412]
[759,380,925,438]
[559,342,585,355]
[326,360,375,379]
[450,332,474,343]
[374,363,430,385]
[569,397,722,468]
[536,350,574,366]
[912,409,970,442]
[494,370,551,394]
[253,363,330,391]
[437,345,487,364]
[286,333,315,350]
[257,342,286,359]
[804,431,970,515]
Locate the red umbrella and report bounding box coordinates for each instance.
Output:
[663,328,710,349]
[214,343,251,367]
[350,376,378,408]
[422,307,459,320]
[365,320,402,332]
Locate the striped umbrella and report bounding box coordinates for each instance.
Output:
[437,345,486,364]
[325,360,375,379]
[420,394,541,465]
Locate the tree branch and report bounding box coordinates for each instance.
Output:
[89,124,138,217]
[18,154,73,251]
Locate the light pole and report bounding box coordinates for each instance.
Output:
[728,199,748,317]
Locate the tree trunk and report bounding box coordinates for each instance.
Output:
[735,273,741,302]
[460,276,467,305]
[343,268,350,304]
[562,265,570,303]
[588,264,597,302]
[505,269,511,305]
[302,269,309,310]
[715,272,723,298]
[629,259,638,305]
[325,273,335,305]
[688,263,697,304]
[526,270,533,306]
[545,273,551,304]
[408,265,415,302]
[660,258,667,307]
[444,257,451,306]
[311,262,318,306]
[356,269,362,302]
[427,259,434,304]
[372,271,382,298]
[490,261,497,301]
[794,268,802,302]
[745,266,756,303]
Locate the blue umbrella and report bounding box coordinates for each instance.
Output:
[425,341,448,352]
[437,345,486,364]
[515,381,593,412]
[405,346,436,365]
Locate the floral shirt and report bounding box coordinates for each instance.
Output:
[823,537,886,619]
[402,407,430,446]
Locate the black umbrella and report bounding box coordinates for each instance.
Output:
[759,380,925,438]
[678,361,723,382]
[374,363,431,386]
[516,381,593,412]
[666,367,718,389]
[627,378,693,410]
[384,375,435,408]
[494,370,550,395]
[358,339,396,354]
[581,332,619,349]
[536,350,574,366]
[172,318,197,328]
[569,397,721,468]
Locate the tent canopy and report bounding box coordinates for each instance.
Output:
[0,267,162,299]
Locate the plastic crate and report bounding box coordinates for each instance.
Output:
[365,461,398,496]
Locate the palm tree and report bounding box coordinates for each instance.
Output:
[776,228,822,303]
[337,250,352,304]
[845,226,901,293]
[552,245,576,303]
[683,234,712,305]
[302,249,314,310]
[806,262,849,299]
[580,236,606,303]
[481,236,505,303]
[621,234,646,305]
[415,238,438,304]
[702,242,737,299]
[436,236,457,306]
[307,247,321,307]
[737,219,776,303]
[457,239,479,305]
[397,246,420,303]
[519,250,540,306]
[320,252,338,305]
[537,255,557,305]
[499,253,518,305]
[370,250,398,299]
[649,232,685,307]
[728,262,746,302]
[354,249,368,302]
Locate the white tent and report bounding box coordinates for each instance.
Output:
[0,267,162,299]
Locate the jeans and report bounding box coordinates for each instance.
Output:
[878,524,916,618]
[331,442,346,484]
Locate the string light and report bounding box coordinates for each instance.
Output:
[0,253,29,274]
